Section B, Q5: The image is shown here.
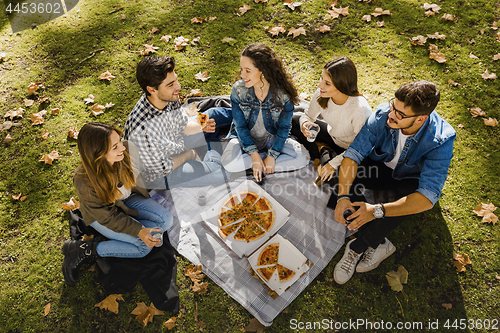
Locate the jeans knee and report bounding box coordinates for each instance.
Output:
[137,242,153,257]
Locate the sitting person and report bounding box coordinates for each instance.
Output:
[331,81,456,284]
[290,57,372,185]
[123,56,230,189]
[221,43,309,181]
[62,122,173,286]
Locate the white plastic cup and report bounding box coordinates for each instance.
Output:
[307,124,320,142]
[197,190,207,206]
[149,229,163,247]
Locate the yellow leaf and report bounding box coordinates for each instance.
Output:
[186,89,203,98]
[150,27,159,34]
[42,130,49,139]
[483,117,499,127]
[372,8,391,17]
[427,32,446,40]
[376,21,385,27]
[287,27,307,38]
[30,110,47,126]
[317,25,331,33]
[191,17,205,24]
[131,302,164,327]
[68,126,79,139]
[140,44,159,55]
[411,35,427,46]
[90,104,106,116]
[44,303,50,316]
[441,13,454,21]
[98,70,116,81]
[453,252,472,272]
[39,150,61,165]
[361,15,371,22]
[284,1,302,11]
[109,5,123,14]
[24,98,34,107]
[61,197,80,210]
[174,36,189,50]
[268,24,286,36]
[83,94,95,104]
[94,294,124,314]
[4,107,24,120]
[447,79,460,86]
[469,107,486,117]
[164,317,177,329]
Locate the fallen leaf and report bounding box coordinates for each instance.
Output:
[12,193,23,200]
[480,69,497,80]
[4,108,24,120]
[39,150,61,165]
[244,318,265,333]
[95,294,124,314]
[255,0,268,2]
[27,82,44,95]
[441,13,454,21]
[44,303,50,316]
[4,133,13,143]
[191,17,205,24]
[287,27,307,38]
[109,5,123,14]
[174,36,189,50]
[284,0,302,11]
[386,265,408,292]
[50,108,60,114]
[131,302,164,328]
[371,8,391,16]
[495,275,500,281]
[31,110,47,126]
[68,126,79,139]
[164,317,177,329]
[442,303,452,310]
[362,15,371,22]
[38,95,50,104]
[42,130,49,139]
[239,4,251,15]
[0,121,22,131]
[61,197,80,210]
[447,79,460,86]
[24,98,34,107]
[209,16,217,20]
[428,44,446,63]
[194,71,210,82]
[268,24,286,36]
[84,94,95,104]
[469,52,479,59]
[160,35,172,43]
[90,104,106,116]
[483,117,498,127]
[411,35,427,46]
[221,37,237,45]
[140,44,159,55]
[191,36,201,45]
[469,107,486,117]
[453,252,471,272]
[192,280,208,293]
[377,21,385,27]
[150,27,159,34]
[317,25,331,33]
[425,10,435,17]
[104,102,114,109]
[186,89,203,98]
[427,32,446,40]
[325,6,349,19]
[423,3,441,12]
[492,22,498,30]
[120,14,126,19]
[184,264,205,280]
[493,53,500,61]
[98,71,116,81]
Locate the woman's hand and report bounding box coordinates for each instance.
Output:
[138,228,161,247]
[301,121,314,138]
[263,155,276,174]
[318,163,336,182]
[250,152,265,181]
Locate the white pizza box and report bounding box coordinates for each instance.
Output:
[247,234,310,296]
[200,179,290,258]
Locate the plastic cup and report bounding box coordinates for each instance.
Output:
[197,190,207,206]
[149,229,163,247]
[307,124,320,142]
[343,209,354,224]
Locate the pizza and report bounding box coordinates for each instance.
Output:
[197,113,208,129]
[217,191,275,242]
[255,243,296,282]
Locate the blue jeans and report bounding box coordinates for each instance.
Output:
[90,193,173,258]
[202,107,232,142]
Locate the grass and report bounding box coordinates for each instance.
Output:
[0,0,499,332]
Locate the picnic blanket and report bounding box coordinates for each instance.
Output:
[150,164,347,326]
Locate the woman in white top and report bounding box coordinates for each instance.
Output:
[291,57,372,184]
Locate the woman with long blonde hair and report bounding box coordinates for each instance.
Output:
[62,122,173,285]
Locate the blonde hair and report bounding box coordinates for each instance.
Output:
[77,122,136,204]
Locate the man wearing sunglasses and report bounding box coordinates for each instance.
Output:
[330,80,456,284]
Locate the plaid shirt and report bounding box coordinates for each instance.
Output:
[123,94,188,182]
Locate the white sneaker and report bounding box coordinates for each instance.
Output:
[334,239,363,284]
[356,238,396,273]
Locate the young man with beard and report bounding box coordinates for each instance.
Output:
[330,80,456,284]
[123,56,230,189]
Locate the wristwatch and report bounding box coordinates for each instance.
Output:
[373,204,385,219]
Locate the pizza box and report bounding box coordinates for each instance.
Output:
[200,179,290,258]
[247,234,310,296]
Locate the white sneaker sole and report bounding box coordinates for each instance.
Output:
[356,245,396,273]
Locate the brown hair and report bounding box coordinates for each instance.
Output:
[394,80,440,115]
[136,56,176,96]
[317,56,362,109]
[77,122,136,204]
[241,43,299,105]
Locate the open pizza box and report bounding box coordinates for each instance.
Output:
[200,179,290,258]
[248,234,310,296]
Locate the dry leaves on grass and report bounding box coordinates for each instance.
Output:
[90,104,106,116]
[98,71,116,81]
[447,79,460,86]
[0,121,22,131]
[284,0,302,11]
[83,94,95,104]
[239,4,251,15]
[191,17,205,24]
[12,193,27,201]
[371,8,391,17]
[423,3,441,15]
[411,35,427,46]
[184,264,208,293]
[473,202,498,225]
[109,5,123,14]
[255,0,268,2]
[287,27,306,38]
[174,36,189,50]
[268,24,286,36]
[469,107,486,117]
[221,37,237,45]
[244,318,265,333]
[50,108,60,114]
[67,126,79,139]
[4,108,24,120]
[483,117,498,127]
[160,35,172,43]
[164,316,177,329]
[120,14,126,19]
[4,133,13,143]
[44,303,50,316]
[131,302,164,327]
[186,89,203,98]
[493,53,500,61]
[31,110,47,126]
[428,44,447,63]
[469,52,479,59]
[38,95,50,105]
[61,197,80,210]
[386,265,408,292]
[453,252,472,272]
[427,32,446,40]
[325,6,349,19]
[140,44,159,55]
[480,69,497,80]
[377,21,385,27]
[442,303,452,310]
[27,81,44,95]
[362,15,371,22]
[195,71,210,82]
[24,98,34,107]
[94,294,124,314]
[149,27,159,34]
[441,14,454,22]
[42,129,49,139]
[39,150,61,165]
[317,25,331,33]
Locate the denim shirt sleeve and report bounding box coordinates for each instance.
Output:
[268,99,294,159]
[230,85,258,155]
[415,133,455,206]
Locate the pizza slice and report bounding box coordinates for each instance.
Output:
[253,196,272,212]
[218,221,242,239]
[258,243,279,266]
[197,113,208,129]
[233,219,266,242]
[253,210,275,232]
[276,264,296,282]
[257,265,276,282]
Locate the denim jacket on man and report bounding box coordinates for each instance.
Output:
[344,103,456,206]
[229,79,294,159]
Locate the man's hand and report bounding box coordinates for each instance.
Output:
[202,118,216,133]
[334,198,354,226]
[345,202,375,230]
[318,163,336,182]
[263,155,275,175]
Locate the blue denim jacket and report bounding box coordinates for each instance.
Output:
[230,79,294,159]
[344,103,456,205]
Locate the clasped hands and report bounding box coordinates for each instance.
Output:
[251,153,275,182]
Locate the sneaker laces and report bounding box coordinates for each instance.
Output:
[340,250,359,272]
[361,247,376,264]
